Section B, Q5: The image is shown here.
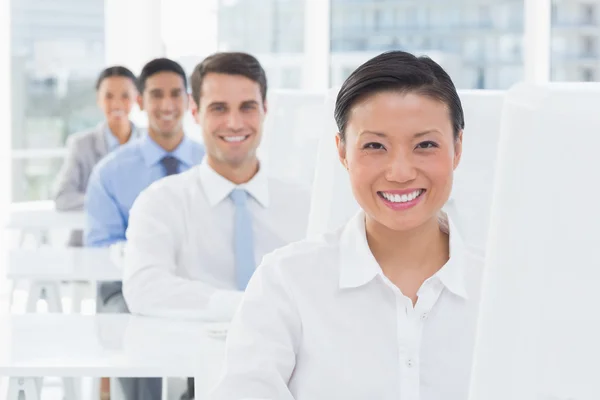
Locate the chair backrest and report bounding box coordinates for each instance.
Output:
[470,83,600,400]
[306,87,357,237]
[450,90,505,251]
[260,89,327,189]
[307,88,505,249]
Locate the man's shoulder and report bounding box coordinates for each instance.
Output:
[141,166,199,198]
[129,167,199,220]
[94,138,144,175]
[188,139,204,151]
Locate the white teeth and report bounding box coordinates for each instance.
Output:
[160,115,174,121]
[381,189,422,203]
[110,110,125,116]
[223,136,246,142]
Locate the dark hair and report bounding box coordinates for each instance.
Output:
[138,58,188,93]
[95,66,137,91]
[334,51,464,142]
[190,52,267,107]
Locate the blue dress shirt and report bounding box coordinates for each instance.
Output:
[84,134,204,247]
[103,122,139,152]
[103,124,121,153]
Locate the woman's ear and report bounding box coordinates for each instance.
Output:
[336,133,348,170]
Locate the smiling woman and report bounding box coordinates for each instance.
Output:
[336,90,461,235]
[52,65,142,246]
[208,50,484,400]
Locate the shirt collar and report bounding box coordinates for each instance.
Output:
[103,123,121,152]
[197,158,270,208]
[139,134,197,168]
[338,211,469,299]
[432,215,469,299]
[103,122,141,152]
[338,211,382,289]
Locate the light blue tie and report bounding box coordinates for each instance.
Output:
[230,188,255,290]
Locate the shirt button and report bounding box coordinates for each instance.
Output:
[406,359,414,368]
[420,312,428,320]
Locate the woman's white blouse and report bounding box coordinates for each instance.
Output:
[209,211,484,400]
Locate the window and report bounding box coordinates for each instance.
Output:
[582,67,596,81]
[330,0,525,89]
[582,35,597,57]
[217,0,306,89]
[582,4,597,25]
[10,0,105,201]
[478,5,492,27]
[373,10,381,31]
[551,1,600,82]
[379,7,395,29]
[11,0,599,199]
[474,68,486,89]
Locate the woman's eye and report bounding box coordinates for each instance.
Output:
[363,142,385,150]
[417,141,438,149]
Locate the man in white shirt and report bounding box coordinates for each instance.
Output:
[122,52,310,398]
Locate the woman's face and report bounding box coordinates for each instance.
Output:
[97,76,138,126]
[337,91,462,233]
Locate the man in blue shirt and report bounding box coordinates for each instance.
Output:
[84,58,204,400]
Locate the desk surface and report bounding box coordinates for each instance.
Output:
[8,248,123,281]
[7,201,85,230]
[0,314,226,381]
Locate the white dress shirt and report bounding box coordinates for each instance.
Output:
[122,159,310,320]
[209,211,483,400]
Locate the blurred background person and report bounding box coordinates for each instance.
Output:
[85,57,204,400]
[53,66,141,246]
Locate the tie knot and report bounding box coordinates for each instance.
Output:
[161,155,179,176]
[230,188,248,206]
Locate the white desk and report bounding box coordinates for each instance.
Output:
[8,248,122,312]
[7,200,85,230]
[8,248,122,282]
[0,314,226,400]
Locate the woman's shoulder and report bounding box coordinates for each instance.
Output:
[269,228,343,261]
[66,125,103,147]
